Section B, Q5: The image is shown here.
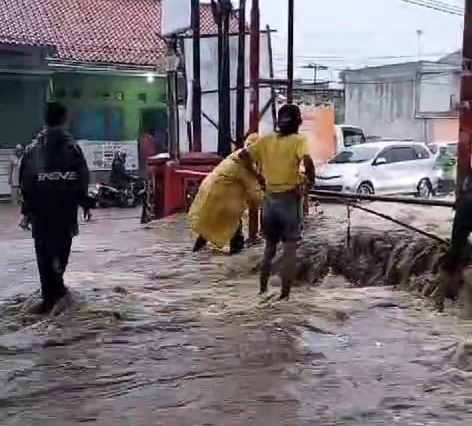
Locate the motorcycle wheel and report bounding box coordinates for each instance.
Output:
[97,196,107,208]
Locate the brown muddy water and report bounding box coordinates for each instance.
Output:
[0,204,472,425]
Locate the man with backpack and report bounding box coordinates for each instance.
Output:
[20,101,89,314]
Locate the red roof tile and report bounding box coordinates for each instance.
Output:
[0,0,239,67]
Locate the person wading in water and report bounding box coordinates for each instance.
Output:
[188,136,264,255]
[20,101,89,314]
[239,104,315,300]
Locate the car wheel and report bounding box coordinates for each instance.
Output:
[357,182,374,195]
[417,178,433,199]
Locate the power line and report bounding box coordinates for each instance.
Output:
[392,0,463,15]
[272,51,460,61]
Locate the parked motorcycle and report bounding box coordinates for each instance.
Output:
[92,176,146,208]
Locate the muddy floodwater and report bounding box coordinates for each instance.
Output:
[1,203,472,425]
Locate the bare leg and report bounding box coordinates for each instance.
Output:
[280,241,297,300]
[260,240,277,294]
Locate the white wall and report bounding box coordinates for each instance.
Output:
[418,72,460,115]
[343,62,459,141]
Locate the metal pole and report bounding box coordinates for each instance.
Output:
[286,0,294,103]
[218,0,232,158]
[235,0,247,148]
[249,0,260,132]
[310,189,455,208]
[191,0,202,152]
[248,0,260,241]
[166,38,179,160]
[457,0,472,193]
[266,25,277,131]
[313,65,317,105]
[214,1,224,154]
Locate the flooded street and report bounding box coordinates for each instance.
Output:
[1,204,472,425]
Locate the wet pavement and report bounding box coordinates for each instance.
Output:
[0,204,472,425]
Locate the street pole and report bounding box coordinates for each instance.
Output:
[165,38,179,160]
[249,0,260,134]
[313,65,317,105]
[248,0,260,241]
[457,0,472,193]
[266,24,277,130]
[286,0,294,103]
[303,63,328,105]
[235,0,246,148]
[191,0,202,152]
[216,0,232,158]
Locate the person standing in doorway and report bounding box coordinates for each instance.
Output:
[20,101,89,314]
[9,144,24,206]
[239,104,315,300]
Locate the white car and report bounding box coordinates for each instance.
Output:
[314,141,437,198]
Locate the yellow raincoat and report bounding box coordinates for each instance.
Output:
[188,148,262,248]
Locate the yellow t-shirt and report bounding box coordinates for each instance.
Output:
[246,133,310,193]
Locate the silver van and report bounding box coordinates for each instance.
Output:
[314,141,437,198]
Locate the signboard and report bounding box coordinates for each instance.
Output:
[78,140,138,171]
[299,106,336,166]
[161,0,191,37]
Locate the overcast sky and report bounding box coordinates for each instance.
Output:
[234,0,464,81]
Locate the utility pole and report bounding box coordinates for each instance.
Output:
[191,0,202,152]
[165,38,180,160]
[286,0,294,103]
[303,63,328,105]
[416,29,423,61]
[213,0,233,158]
[235,0,246,148]
[249,0,260,135]
[457,0,472,192]
[248,0,260,241]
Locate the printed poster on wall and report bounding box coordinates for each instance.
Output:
[77,140,138,171]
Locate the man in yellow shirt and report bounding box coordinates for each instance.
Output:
[240,104,315,300]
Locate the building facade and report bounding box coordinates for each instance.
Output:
[342,53,461,143]
[0,0,231,191]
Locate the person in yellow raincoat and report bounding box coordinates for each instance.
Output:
[188,137,264,254]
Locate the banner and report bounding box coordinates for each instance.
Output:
[78,140,138,171]
[299,106,336,165]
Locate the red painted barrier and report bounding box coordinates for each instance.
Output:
[146,152,221,219]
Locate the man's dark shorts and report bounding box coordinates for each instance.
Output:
[261,190,302,243]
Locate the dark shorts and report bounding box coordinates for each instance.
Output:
[261,190,302,243]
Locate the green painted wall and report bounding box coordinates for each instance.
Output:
[0,75,48,148]
[52,73,168,141]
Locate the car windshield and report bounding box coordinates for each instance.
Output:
[329,147,379,164]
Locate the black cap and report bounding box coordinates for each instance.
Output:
[278,104,302,126]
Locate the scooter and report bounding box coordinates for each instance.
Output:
[92,177,146,208]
